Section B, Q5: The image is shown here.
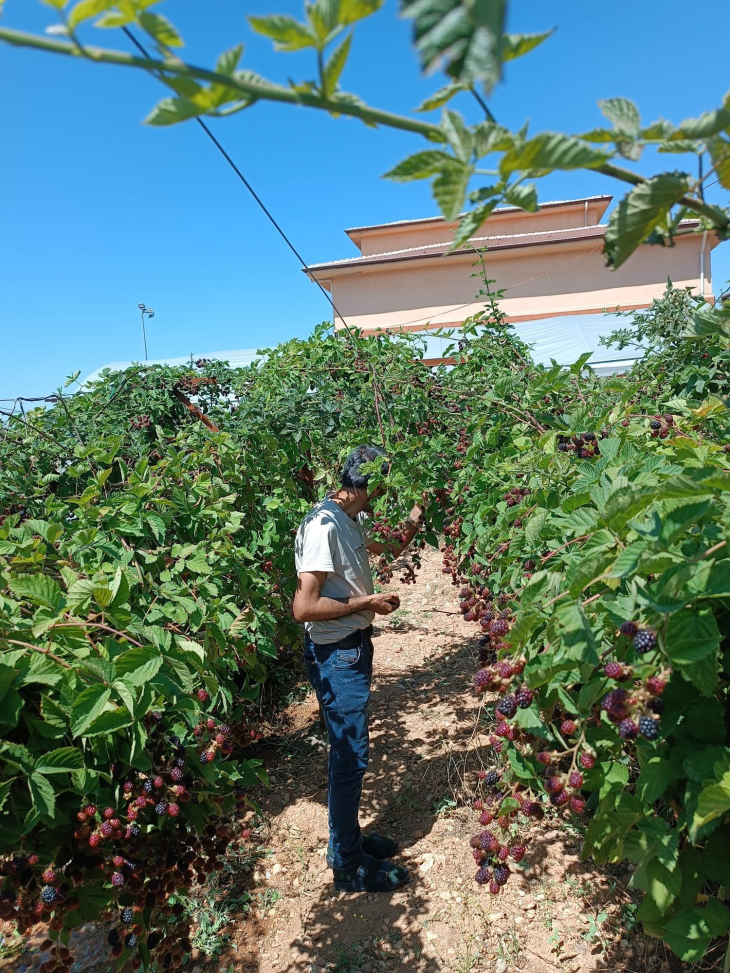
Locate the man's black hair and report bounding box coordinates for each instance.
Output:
[341,445,389,490]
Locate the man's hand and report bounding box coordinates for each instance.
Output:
[369,592,401,615]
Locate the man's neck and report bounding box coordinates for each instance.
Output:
[330,488,368,520]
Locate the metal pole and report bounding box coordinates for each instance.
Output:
[141,309,148,361]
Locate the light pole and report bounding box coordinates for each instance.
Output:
[138,303,155,360]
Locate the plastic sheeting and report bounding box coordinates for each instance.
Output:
[83,312,641,385]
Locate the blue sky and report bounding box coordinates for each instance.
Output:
[2,0,729,398]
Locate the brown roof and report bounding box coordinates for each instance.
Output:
[344,195,614,239]
[307,219,702,276]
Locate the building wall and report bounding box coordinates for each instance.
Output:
[328,234,713,333]
[352,199,610,257]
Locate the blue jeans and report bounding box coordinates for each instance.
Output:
[304,628,373,870]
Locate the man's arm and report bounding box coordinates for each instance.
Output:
[292,571,400,623]
[366,500,425,557]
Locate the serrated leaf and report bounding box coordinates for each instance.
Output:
[145,96,204,127]
[502,30,553,62]
[666,607,720,664]
[385,150,457,183]
[28,772,56,818]
[432,160,473,220]
[8,574,65,612]
[248,14,316,51]
[501,132,608,176]
[504,182,538,212]
[84,709,134,737]
[70,685,111,737]
[416,81,467,112]
[35,747,84,774]
[216,44,244,77]
[604,172,691,269]
[598,97,641,137]
[322,32,352,97]
[114,646,163,687]
[138,11,184,48]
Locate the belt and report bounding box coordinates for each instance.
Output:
[311,625,373,650]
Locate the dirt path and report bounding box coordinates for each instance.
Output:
[213,552,676,973]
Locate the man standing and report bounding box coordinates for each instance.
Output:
[293,445,424,893]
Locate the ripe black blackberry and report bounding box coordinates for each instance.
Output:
[475,866,491,885]
[648,697,665,714]
[155,802,168,816]
[484,770,500,786]
[515,687,534,709]
[143,780,154,794]
[650,420,662,430]
[496,695,517,719]
[40,885,56,905]
[121,907,134,924]
[474,669,491,693]
[498,608,511,620]
[633,630,657,654]
[639,716,659,740]
[125,934,137,948]
[493,864,510,885]
[618,719,639,740]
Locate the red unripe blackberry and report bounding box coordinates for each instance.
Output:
[126,807,138,821]
[497,845,509,862]
[84,805,97,817]
[489,619,509,637]
[135,795,146,808]
[111,872,125,888]
[619,621,638,638]
[27,855,39,866]
[494,661,513,678]
[469,835,481,849]
[472,848,485,863]
[480,831,499,853]
[646,675,666,696]
[515,687,534,709]
[77,811,88,823]
[472,799,484,810]
[509,844,525,862]
[475,866,491,885]
[536,751,551,766]
[218,723,231,736]
[560,719,577,736]
[479,811,494,826]
[103,807,115,819]
[42,868,55,884]
[170,767,184,783]
[570,795,586,814]
[544,776,564,795]
[100,822,113,838]
[579,752,595,770]
[489,880,501,895]
[568,771,583,789]
[168,803,180,817]
[474,669,491,693]
[493,863,510,885]
[494,721,510,737]
[464,610,476,622]
[492,739,503,753]
[113,856,125,868]
[477,769,487,781]
[496,695,517,719]
[88,834,101,848]
[123,781,134,793]
[196,689,209,703]
[604,662,623,679]
[153,776,164,789]
[618,718,639,740]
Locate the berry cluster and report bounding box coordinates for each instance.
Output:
[130,415,151,431]
[501,485,531,508]
[649,413,674,439]
[557,431,602,459]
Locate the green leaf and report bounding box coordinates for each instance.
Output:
[401,0,508,93]
[707,136,730,189]
[138,11,183,48]
[8,574,65,612]
[504,182,538,212]
[432,161,473,220]
[603,172,691,269]
[215,44,244,76]
[145,96,205,127]
[114,646,163,687]
[502,30,553,63]
[247,14,316,51]
[692,770,730,836]
[666,607,720,664]
[84,709,134,737]
[441,109,474,162]
[70,685,111,737]
[28,772,56,818]
[35,747,84,774]
[674,106,730,139]
[67,0,116,28]
[416,82,467,112]
[452,199,499,247]
[662,900,730,962]
[636,756,671,804]
[598,97,641,137]
[645,857,682,915]
[384,150,456,182]
[322,32,352,97]
[500,132,608,175]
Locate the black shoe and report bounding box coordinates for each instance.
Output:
[333,853,409,893]
[326,832,399,868]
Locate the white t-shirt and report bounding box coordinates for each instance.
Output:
[295,496,374,645]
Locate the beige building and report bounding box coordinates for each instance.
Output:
[306,196,719,371]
